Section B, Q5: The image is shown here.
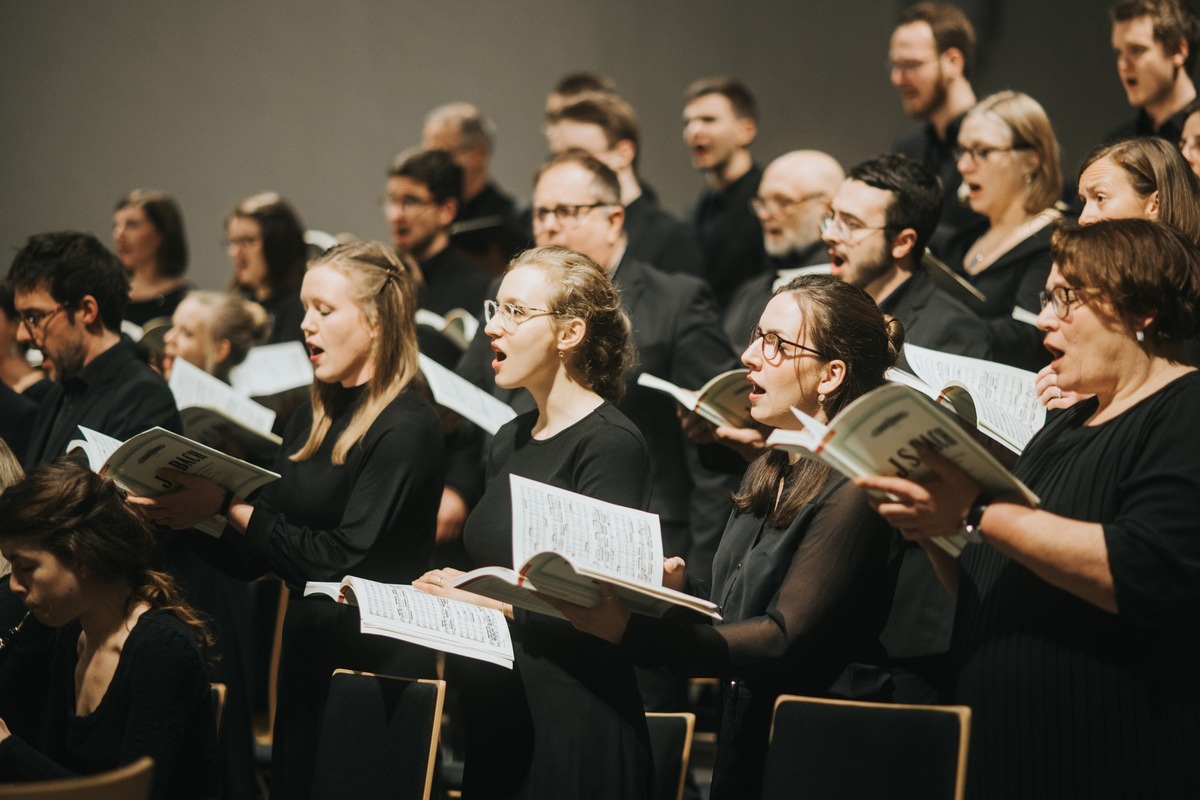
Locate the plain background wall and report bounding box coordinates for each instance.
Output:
[1,1,1131,290]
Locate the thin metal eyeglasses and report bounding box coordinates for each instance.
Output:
[484,300,557,335]
[819,214,889,239]
[18,303,69,331]
[531,203,613,229]
[1039,286,1087,319]
[749,325,825,360]
[750,192,826,216]
[953,144,1031,165]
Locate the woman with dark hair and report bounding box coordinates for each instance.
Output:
[225,192,307,344]
[0,459,218,799]
[135,240,443,800]
[865,219,1200,799]
[417,246,654,799]
[551,274,903,800]
[113,189,190,327]
[946,90,1063,371]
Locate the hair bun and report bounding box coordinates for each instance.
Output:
[882,314,906,369]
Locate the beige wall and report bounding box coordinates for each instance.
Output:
[0,0,1126,289]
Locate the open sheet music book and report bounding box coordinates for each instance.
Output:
[228,342,314,396]
[304,577,514,669]
[169,359,282,464]
[451,476,721,621]
[636,369,753,429]
[418,353,517,435]
[889,344,1045,454]
[68,426,280,537]
[765,383,1039,558]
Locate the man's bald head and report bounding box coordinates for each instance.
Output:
[756,151,844,257]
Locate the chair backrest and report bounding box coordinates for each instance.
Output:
[252,581,289,750]
[0,756,154,800]
[210,682,228,738]
[646,712,695,800]
[760,695,971,800]
[311,669,446,800]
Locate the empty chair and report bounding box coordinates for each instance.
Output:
[311,669,446,800]
[646,712,696,800]
[760,695,970,800]
[0,756,154,800]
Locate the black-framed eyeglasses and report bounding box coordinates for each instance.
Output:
[18,303,69,331]
[953,144,1032,166]
[380,194,436,213]
[819,214,890,240]
[1039,286,1087,319]
[530,203,613,229]
[484,299,557,334]
[749,325,825,360]
[750,192,826,216]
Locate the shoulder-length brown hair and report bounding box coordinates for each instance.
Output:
[732,276,903,527]
[291,241,420,465]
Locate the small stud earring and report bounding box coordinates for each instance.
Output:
[817,393,826,406]
[1136,330,1145,343]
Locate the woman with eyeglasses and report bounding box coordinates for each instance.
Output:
[945,90,1063,371]
[546,274,903,800]
[225,192,308,345]
[863,219,1200,800]
[132,241,444,800]
[1038,136,1200,409]
[112,189,191,328]
[416,246,655,799]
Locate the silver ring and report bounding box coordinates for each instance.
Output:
[436,576,443,587]
[1057,387,1063,399]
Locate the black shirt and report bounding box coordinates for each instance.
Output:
[624,194,705,277]
[894,113,987,256]
[124,284,190,328]
[258,285,306,345]
[692,164,765,309]
[420,243,493,318]
[24,338,182,467]
[879,268,992,365]
[954,371,1200,799]
[450,182,529,273]
[1104,104,1193,146]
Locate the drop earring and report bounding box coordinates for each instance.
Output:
[817,393,826,407]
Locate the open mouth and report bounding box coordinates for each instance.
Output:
[828,250,847,272]
[748,376,765,399]
[307,342,325,362]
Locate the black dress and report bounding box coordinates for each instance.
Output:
[125,284,189,327]
[622,472,898,800]
[953,371,1200,799]
[193,385,444,800]
[0,609,219,800]
[459,403,655,799]
[945,222,1053,372]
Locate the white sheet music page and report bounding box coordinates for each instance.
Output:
[229,342,313,396]
[170,359,277,433]
[508,475,662,585]
[418,353,517,435]
[902,344,1045,448]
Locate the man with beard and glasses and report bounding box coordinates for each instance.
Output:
[9,232,181,467]
[721,150,844,351]
[823,154,989,703]
[890,2,982,252]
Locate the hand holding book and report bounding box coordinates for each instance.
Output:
[856,442,983,544]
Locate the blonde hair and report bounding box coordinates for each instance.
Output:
[507,246,634,404]
[968,91,1063,214]
[290,241,420,465]
[177,291,272,381]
